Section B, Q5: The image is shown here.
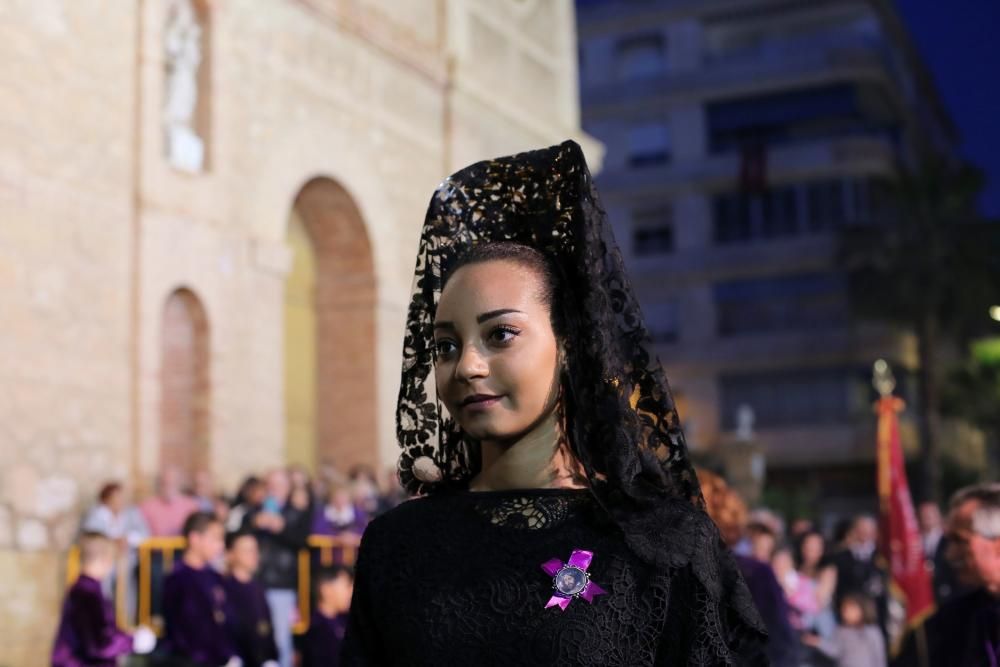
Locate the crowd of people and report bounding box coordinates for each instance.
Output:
[52,463,405,667]
[52,456,1000,667]
[700,470,1000,667]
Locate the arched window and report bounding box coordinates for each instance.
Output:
[159,288,211,479]
[284,178,376,472]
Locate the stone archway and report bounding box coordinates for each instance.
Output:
[284,177,376,472]
[159,287,211,479]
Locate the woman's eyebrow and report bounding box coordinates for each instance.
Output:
[476,308,523,324]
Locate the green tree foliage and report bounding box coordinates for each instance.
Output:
[840,157,999,501]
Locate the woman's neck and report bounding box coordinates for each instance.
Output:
[469,410,585,492]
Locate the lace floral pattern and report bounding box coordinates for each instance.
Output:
[387,141,766,662]
[396,141,697,502]
[342,490,767,666]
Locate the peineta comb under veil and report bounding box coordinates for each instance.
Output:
[396,141,766,662]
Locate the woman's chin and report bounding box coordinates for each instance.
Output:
[461,422,516,443]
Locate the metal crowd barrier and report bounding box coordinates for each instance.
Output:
[66,534,360,636]
[65,544,132,632]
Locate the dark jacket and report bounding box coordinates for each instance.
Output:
[243,502,311,591]
[894,588,1000,667]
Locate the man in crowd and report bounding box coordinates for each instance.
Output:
[140,466,199,537]
[828,514,889,640]
[242,468,311,667]
[918,501,944,562]
[894,483,1000,666]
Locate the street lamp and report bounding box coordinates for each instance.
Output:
[990,305,1000,322]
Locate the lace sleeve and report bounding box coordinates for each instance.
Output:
[634,501,767,666]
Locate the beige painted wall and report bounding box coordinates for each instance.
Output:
[0,1,597,663]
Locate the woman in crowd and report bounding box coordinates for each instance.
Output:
[342,141,766,665]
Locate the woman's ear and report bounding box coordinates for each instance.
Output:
[557,341,568,371]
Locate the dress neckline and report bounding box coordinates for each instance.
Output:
[458,486,590,498]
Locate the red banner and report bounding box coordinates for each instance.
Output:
[876,396,934,624]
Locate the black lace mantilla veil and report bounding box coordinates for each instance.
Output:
[397,140,697,501]
[396,140,766,659]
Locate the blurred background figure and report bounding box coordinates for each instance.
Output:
[804,593,886,667]
[247,468,311,667]
[162,511,238,667]
[191,469,217,512]
[51,533,153,667]
[379,465,407,512]
[918,501,944,563]
[828,515,889,640]
[140,467,199,537]
[81,481,148,619]
[790,518,817,542]
[894,483,1000,666]
[312,481,367,544]
[224,530,280,667]
[301,565,354,667]
[794,530,838,643]
[288,464,315,514]
[228,475,266,533]
[81,481,149,559]
[699,469,798,666]
[746,521,779,564]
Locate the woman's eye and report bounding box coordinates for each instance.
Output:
[489,326,519,345]
[435,340,457,357]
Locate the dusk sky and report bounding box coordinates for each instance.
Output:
[895,0,1000,218]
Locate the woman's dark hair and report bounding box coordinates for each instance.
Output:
[443,242,567,339]
[98,481,122,504]
[793,529,826,569]
[233,475,262,506]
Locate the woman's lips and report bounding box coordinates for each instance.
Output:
[460,394,503,412]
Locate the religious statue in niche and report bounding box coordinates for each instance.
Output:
[163,0,205,173]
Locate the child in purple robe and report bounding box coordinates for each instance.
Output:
[162,511,240,667]
[51,532,153,666]
[300,565,353,667]
[311,483,367,540]
[223,530,279,667]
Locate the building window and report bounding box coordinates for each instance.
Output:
[645,300,680,343]
[706,84,896,153]
[713,178,877,244]
[713,272,850,336]
[616,33,666,79]
[806,181,846,232]
[628,123,671,167]
[633,206,674,256]
[713,185,799,243]
[719,368,857,429]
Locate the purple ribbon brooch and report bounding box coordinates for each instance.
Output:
[541,549,606,611]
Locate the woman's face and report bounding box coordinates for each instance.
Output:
[801,533,824,567]
[434,260,560,445]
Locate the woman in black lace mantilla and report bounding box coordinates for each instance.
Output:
[341,141,767,666]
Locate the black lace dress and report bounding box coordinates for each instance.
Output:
[341,488,767,666]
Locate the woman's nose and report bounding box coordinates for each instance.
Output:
[455,343,489,381]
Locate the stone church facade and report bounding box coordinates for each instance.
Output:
[0,1,596,662]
